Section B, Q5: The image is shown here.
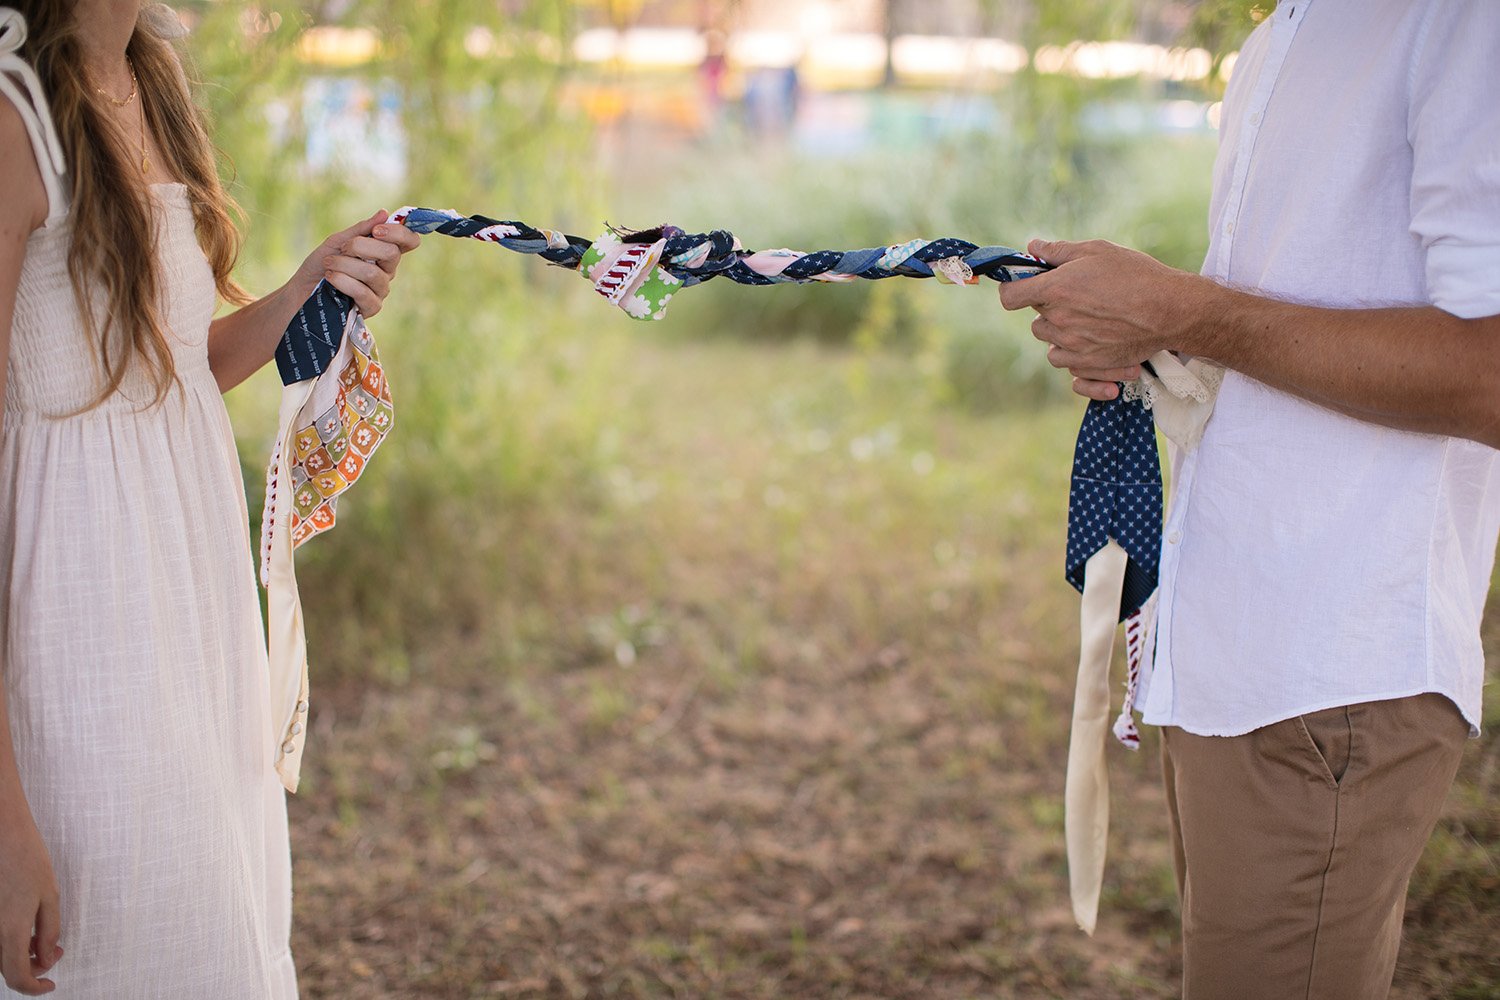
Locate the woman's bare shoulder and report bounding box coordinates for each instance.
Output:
[0,95,49,235]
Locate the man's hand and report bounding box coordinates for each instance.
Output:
[997,239,1216,400]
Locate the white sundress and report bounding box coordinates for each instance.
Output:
[0,51,297,1000]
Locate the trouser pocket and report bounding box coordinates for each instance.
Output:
[1295,704,1353,787]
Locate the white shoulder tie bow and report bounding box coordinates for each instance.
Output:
[0,8,68,220]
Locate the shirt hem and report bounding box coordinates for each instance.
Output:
[1141,686,1480,740]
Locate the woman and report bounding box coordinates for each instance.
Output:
[0,2,419,995]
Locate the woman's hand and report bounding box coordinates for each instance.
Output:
[0,810,62,995]
[207,210,421,392]
[293,210,422,319]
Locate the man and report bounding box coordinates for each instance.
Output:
[999,3,1499,998]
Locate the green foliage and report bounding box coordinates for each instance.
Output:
[1183,0,1277,91]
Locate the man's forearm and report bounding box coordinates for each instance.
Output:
[999,239,1500,450]
[1182,281,1500,447]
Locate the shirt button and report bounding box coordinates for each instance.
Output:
[1167,531,1182,545]
[1248,111,1261,125]
[1224,221,1235,235]
[281,740,297,755]
[291,722,304,736]
[296,701,308,714]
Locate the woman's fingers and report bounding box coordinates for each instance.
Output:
[323,211,385,255]
[29,944,61,977]
[371,222,421,254]
[322,235,415,317]
[325,255,389,297]
[1,922,53,995]
[342,236,401,275]
[309,213,419,298]
[323,270,383,318]
[31,894,59,974]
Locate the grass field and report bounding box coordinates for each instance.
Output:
[256,334,1500,999]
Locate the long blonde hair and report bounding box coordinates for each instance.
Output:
[12,1,249,407]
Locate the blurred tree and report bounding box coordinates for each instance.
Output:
[988,0,1262,232]
[1183,0,1274,92]
[880,0,899,88]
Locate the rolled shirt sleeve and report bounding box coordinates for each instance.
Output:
[1407,2,1500,320]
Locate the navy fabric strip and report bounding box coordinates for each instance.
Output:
[1064,397,1163,622]
[274,280,351,385]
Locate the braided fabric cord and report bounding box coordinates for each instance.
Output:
[388,208,1052,288]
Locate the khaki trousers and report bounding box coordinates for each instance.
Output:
[1160,694,1468,1000]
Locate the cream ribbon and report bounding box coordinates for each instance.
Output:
[1067,540,1128,935]
[1066,349,1222,935]
[266,377,317,792]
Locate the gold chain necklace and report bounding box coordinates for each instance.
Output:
[135,83,150,176]
[93,60,149,175]
[93,61,137,108]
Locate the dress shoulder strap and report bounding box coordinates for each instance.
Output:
[0,8,68,226]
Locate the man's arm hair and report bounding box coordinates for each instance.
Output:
[1184,286,1500,448]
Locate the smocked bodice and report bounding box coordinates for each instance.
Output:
[7,183,218,419]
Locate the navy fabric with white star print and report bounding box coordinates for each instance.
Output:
[1065,396,1162,621]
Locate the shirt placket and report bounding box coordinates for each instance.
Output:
[1143,0,1311,723]
[1210,1,1310,280]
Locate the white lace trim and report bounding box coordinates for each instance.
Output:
[1121,356,1224,409]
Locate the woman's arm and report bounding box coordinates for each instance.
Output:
[206,211,421,393]
[0,99,64,998]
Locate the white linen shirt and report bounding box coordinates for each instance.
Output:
[1138,0,1500,737]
